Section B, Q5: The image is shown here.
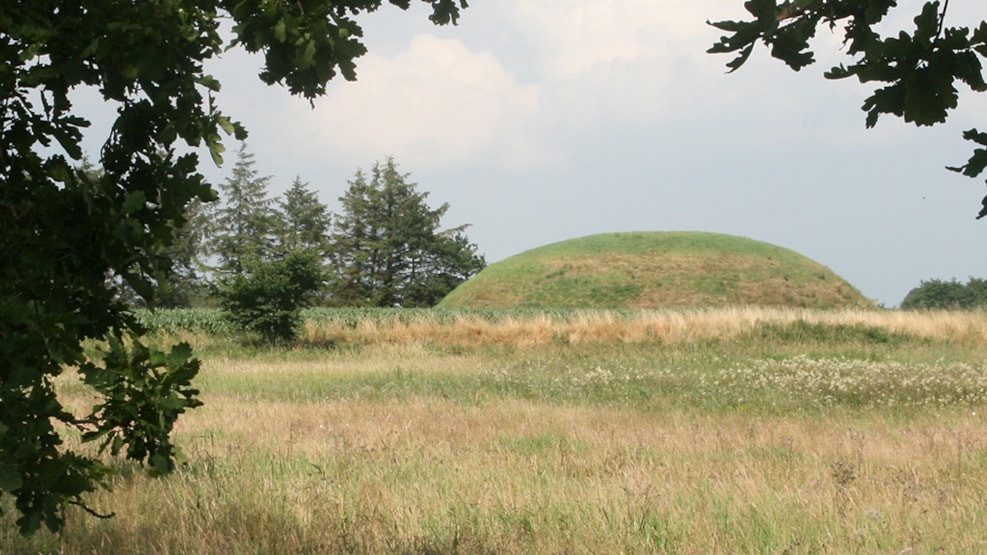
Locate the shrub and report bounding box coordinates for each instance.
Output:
[900,278,987,310]
[217,250,325,343]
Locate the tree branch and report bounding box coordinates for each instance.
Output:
[69,500,115,520]
[936,0,950,40]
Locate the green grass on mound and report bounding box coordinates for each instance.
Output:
[438,231,872,310]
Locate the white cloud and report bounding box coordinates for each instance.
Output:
[293,34,553,171]
[273,2,812,170]
[512,1,711,74]
[501,1,744,129]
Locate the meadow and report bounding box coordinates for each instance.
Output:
[4,307,987,553]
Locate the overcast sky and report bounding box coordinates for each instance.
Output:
[129,2,987,307]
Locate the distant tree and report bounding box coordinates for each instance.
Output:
[901,278,967,309]
[965,277,987,305]
[329,168,376,304]
[402,230,488,307]
[80,158,209,307]
[158,197,213,307]
[709,1,987,216]
[901,277,987,309]
[276,176,332,257]
[328,157,485,307]
[208,144,278,276]
[217,250,326,343]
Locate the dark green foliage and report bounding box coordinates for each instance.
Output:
[901,277,987,309]
[277,176,333,257]
[211,163,333,326]
[1,0,468,536]
[228,0,467,98]
[158,197,213,307]
[208,144,279,276]
[218,251,326,343]
[709,1,987,216]
[328,157,486,307]
[2,0,217,532]
[79,336,203,477]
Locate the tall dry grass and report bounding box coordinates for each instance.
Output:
[13,391,987,553]
[7,308,987,553]
[300,307,987,348]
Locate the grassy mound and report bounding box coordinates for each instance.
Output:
[438,232,872,310]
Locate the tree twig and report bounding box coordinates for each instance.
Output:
[936,0,950,40]
[69,500,116,520]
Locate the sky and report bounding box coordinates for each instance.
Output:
[93,1,987,307]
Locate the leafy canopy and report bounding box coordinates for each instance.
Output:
[900,277,987,310]
[708,1,987,216]
[1,0,467,536]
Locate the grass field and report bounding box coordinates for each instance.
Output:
[5,308,987,553]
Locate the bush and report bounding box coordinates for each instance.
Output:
[900,277,987,310]
[217,251,325,343]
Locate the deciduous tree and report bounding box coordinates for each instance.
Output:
[1,0,468,535]
[709,1,987,215]
[901,277,987,309]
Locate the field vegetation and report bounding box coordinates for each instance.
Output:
[5,307,987,553]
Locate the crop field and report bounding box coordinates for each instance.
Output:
[5,308,987,553]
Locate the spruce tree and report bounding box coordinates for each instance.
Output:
[209,144,277,276]
[277,176,332,257]
[328,157,485,307]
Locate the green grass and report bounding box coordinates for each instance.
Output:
[517,230,800,258]
[437,231,871,310]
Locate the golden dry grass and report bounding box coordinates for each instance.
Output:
[301,307,987,348]
[8,308,987,553]
[31,388,987,554]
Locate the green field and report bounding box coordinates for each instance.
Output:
[5,308,987,553]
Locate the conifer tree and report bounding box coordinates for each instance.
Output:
[277,176,332,257]
[208,144,278,276]
[328,157,485,307]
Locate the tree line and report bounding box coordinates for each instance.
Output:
[901,278,987,310]
[155,145,486,340]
